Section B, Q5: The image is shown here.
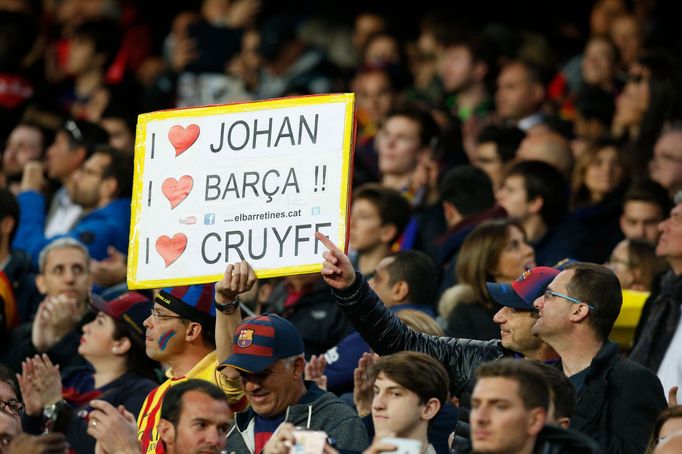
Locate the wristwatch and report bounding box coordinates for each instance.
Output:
[215,297,240,314]
[43,400,65,428]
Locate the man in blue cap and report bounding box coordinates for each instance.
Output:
[487,266,561,363]
[316,232,559,410]
[219,313,369,454]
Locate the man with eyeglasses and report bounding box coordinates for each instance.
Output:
[135,262,255,454]
[0,371,68,454]
[531,262,665,454]
[0,365,22,427]
[317,233,665,453]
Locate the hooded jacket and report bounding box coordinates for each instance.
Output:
[227,381,368,454]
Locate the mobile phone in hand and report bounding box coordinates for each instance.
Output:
[290,430,328,454]
[379,437,423,454]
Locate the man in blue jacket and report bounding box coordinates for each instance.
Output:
[13,145,132,266]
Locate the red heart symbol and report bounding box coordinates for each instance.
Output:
[168,124,200,157]
[155,233,188,267]
[162,176,193,209]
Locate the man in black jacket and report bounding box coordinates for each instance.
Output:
[532,261,666,453]
[315,233,557,407]
[317,233,665,453]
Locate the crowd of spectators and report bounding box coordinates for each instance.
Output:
[3,0,682,453]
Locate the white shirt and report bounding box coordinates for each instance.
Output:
[657,304,682,393]
[44,187,82,237]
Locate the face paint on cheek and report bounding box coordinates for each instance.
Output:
[158,330,176,351]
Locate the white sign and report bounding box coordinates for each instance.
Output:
[127,94,355,289]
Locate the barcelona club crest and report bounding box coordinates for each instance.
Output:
[238,329,254,348]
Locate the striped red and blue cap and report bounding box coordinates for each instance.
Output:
[154,284,216,331]
[486,266,560,310]
[218,314,304,374]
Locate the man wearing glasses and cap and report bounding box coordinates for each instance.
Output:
[130,262,256,454]
[531,262,665,454]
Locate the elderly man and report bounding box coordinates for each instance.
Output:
[220,313,369,454]
[533,262,666,453]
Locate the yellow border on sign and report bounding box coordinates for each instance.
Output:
[127,93,355,289]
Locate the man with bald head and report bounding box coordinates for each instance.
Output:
[516,131,574,179]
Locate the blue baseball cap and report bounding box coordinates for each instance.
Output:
[218,314,304,374]
[486,266,560,310]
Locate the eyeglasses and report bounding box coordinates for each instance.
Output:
[544,289,596,311]
[149,309,184,322]
[0,399,25,416]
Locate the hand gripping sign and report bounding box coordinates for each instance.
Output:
[127,94,355,289]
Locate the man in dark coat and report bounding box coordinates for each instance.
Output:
[531,262,666,453]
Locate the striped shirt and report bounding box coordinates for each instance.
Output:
[137,351,247,453]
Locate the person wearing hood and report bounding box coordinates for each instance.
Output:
[219,313,369,454]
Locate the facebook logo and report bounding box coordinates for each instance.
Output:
[204,213,215,225]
